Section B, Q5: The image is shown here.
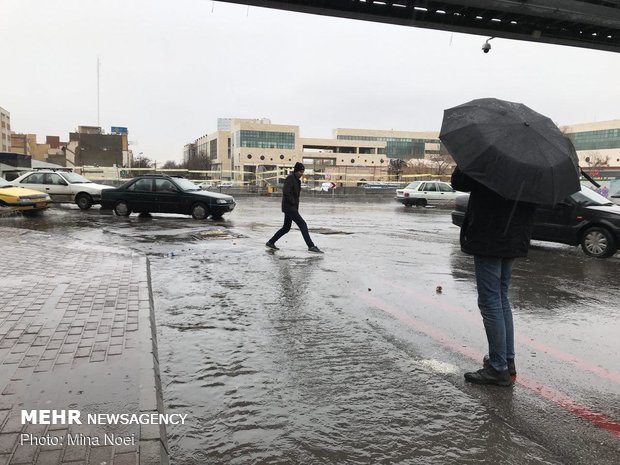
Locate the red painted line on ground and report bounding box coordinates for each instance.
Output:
[362,293,620,440]
[516,375,620,439]
[384,280,620,386]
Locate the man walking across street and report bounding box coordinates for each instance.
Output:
[451,166,536,387]
[266,162,323,253]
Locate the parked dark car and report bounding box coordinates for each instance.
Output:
[101,174,236,220]
[451,186,620,258]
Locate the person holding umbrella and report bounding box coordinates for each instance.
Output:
[441,98,581,386]
[451,167,536,385]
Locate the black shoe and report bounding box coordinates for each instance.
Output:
[465,366,512,386]
[308,246,324,253]
[265,242,279,250]
[483,355,517,377]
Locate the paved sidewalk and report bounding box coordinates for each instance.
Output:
[0,227,168,465]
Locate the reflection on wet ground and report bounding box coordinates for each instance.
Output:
[4,199,619,464]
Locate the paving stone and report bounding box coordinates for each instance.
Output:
[34,450,61,465]
[59,444,86,462]
[0,433,18,454]
[0,411,9,428]
[113,452,138,465]
[74,348,91,358]
[8,440,37,463]
[107,346,123,356]
[87,446,112,465]
[89,352,106,363]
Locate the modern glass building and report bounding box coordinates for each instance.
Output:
[188,118,620,186]
[561,120,620,167]
[334,128,441,160]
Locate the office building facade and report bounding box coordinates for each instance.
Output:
[189,118,441,185]
[0,107,11,152]
[561,120,620,168]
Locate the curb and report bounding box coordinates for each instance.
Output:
[137,256,170,465]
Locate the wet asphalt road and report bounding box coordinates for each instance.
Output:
[3,197,620,464]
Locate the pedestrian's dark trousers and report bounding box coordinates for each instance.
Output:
[269,209,314,248]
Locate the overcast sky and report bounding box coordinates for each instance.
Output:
[2,0,620,163]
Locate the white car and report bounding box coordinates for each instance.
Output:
[395,180,463,207]
[198,181,214,190]
[11,170,114,210]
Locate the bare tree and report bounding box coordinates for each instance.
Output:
[388,158,406,181]
[188,150,210,171]
[583,152,610,167]
[132,155,153,168]
[427,153,455,175]
[162,160,181,169]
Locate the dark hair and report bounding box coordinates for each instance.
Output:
[294,162,305,172]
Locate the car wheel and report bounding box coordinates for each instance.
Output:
[416,198,427,207]
[580,227,617,258]
[191,203,209,220]
[76,193,93,210]
[114,201,132,217]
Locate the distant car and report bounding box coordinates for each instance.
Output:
[365,182,400,189]
[218,181,234,188]
[0,177,51,216]
[11,170,114,210]
[198,181,214,190]
[451,186,620,258]
[395,181,463,207]
[101,174,236,220]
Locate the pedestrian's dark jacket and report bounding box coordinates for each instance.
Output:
[281,173,301,212]
[451,167,537,258]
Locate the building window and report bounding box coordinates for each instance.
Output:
[337,134,437,159]
[235,130,295,149]
[247,154,252,159]
[209,139,218,160]
[567,128,620,151]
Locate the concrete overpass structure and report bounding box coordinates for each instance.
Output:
[218,0,620,53]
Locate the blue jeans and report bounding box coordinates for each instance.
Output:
[474,255,516,372]
[269,209,315,248]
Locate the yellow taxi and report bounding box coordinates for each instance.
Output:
[0,177,51,216]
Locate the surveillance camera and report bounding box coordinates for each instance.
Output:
[482,42,491,53]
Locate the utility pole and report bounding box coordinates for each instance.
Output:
[97,57,100,128]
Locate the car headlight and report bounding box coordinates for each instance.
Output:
[216,199,228,204]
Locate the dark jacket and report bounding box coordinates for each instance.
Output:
[451,167,537,258]
[281,173,301,212]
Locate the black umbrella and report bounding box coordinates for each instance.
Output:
[439,98,581,205]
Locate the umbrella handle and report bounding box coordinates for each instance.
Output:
[580,169,600,188]
[503,181,525,237]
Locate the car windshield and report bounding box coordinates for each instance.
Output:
[0,178,11,188]
[405,181,422,189]
[173,178,200,191]
[571,185,615,206]
[60,172,92,184]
